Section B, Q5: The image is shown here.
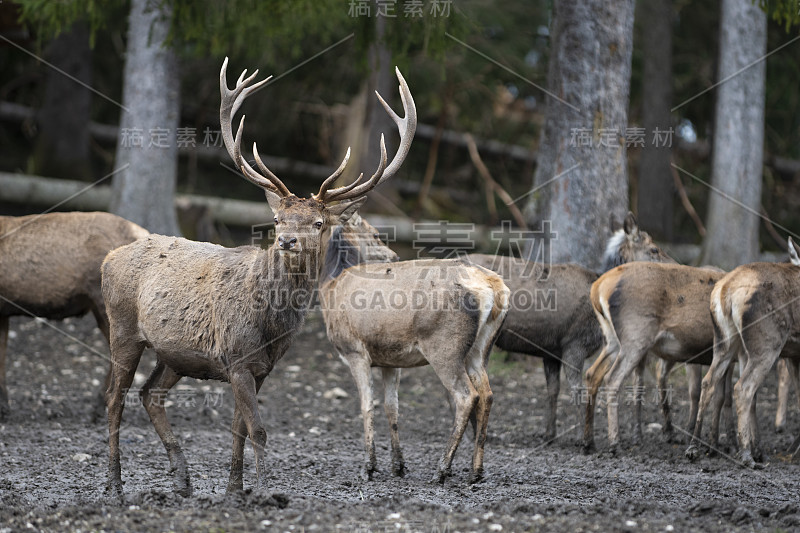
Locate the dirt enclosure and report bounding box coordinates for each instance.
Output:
[2,312,800,532]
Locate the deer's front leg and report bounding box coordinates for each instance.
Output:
[343,354,377,480]
[381,367,405,477]
[227,405,247,494]
[230,371,268,490]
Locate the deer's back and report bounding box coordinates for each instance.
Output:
[322,259,504,367]
[466,254,600,357]
[102,235,304,374]
[0,212,148,318]
[714,263,800,357]
[594,262,725,362]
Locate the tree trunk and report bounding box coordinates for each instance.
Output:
[524,0,636,271]
[359,5,397,211]
[110,0,181,236]
[32,22,92,180]
[636,0,673,241]
[698,0,766,270]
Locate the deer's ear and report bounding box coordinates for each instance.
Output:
[789,237,800,266]
[328,197,368,224]
[623,211,639,237]
[265,189,282,216]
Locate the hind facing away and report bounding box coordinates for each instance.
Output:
[0,211,148,420]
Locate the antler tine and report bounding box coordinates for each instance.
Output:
[231,71,271,118]
[231,115,280,192]
[253,141,291,196]
[220,57,290,196]
[315,67,415,204]
[313,147,351,201]
[374,67,416,186]
[326,135,387,202]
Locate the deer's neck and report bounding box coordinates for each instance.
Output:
[253,246,316,300]
[600,230,627,273]
[319,226,363,284]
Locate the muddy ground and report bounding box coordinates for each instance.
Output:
[1,312,800,532]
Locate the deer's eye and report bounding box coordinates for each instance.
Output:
[314,221,323,229]
[650,247,659,254]
[373,233,380,240]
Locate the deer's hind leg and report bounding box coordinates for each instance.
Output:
[426,342,479,484]
[685,364,703,438]
[583,341,618,453]
[381,367,405,477]
[655,359,678,441]
[542,356,561,442]
[561,343,588,442]
[90,304,112,422]
[775,359,792,433]
[686,339,736,461]
[602,341,651,453]
[466,325,500,484]
[140,361,190,497]
[583,310,620,454]
[734,331,782,467]
[631,356,648,445]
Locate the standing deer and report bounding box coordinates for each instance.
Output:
[319,215,510,483]
[0,212,149,420]
[101,58,415,499]
[582,262,732,454]
[687,238,800,467]
[466,212,676,442]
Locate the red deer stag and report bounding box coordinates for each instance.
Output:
[687,238,800,467]
[0,212,148,420]
[466,212,675,443]
[583,262,732,454]
[101,58,415,499]
[319,216,509,483]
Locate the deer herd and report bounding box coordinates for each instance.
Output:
[2,59,799,500]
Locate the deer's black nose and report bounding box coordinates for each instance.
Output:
[278,235,298,250]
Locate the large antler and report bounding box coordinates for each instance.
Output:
[314,67,417,204]
[220,57,291,196]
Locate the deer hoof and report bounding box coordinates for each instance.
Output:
[469,468,484,484]
[433,468,450,485]
[601,443,618,458]
[225,483,244,495]
[737,450,758,469]
[391,461,406,478]
[175,480,192,498]
[361,465,376,482]
[752,447,766,463]
[106,482,124,504]
[685,444,702,462]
